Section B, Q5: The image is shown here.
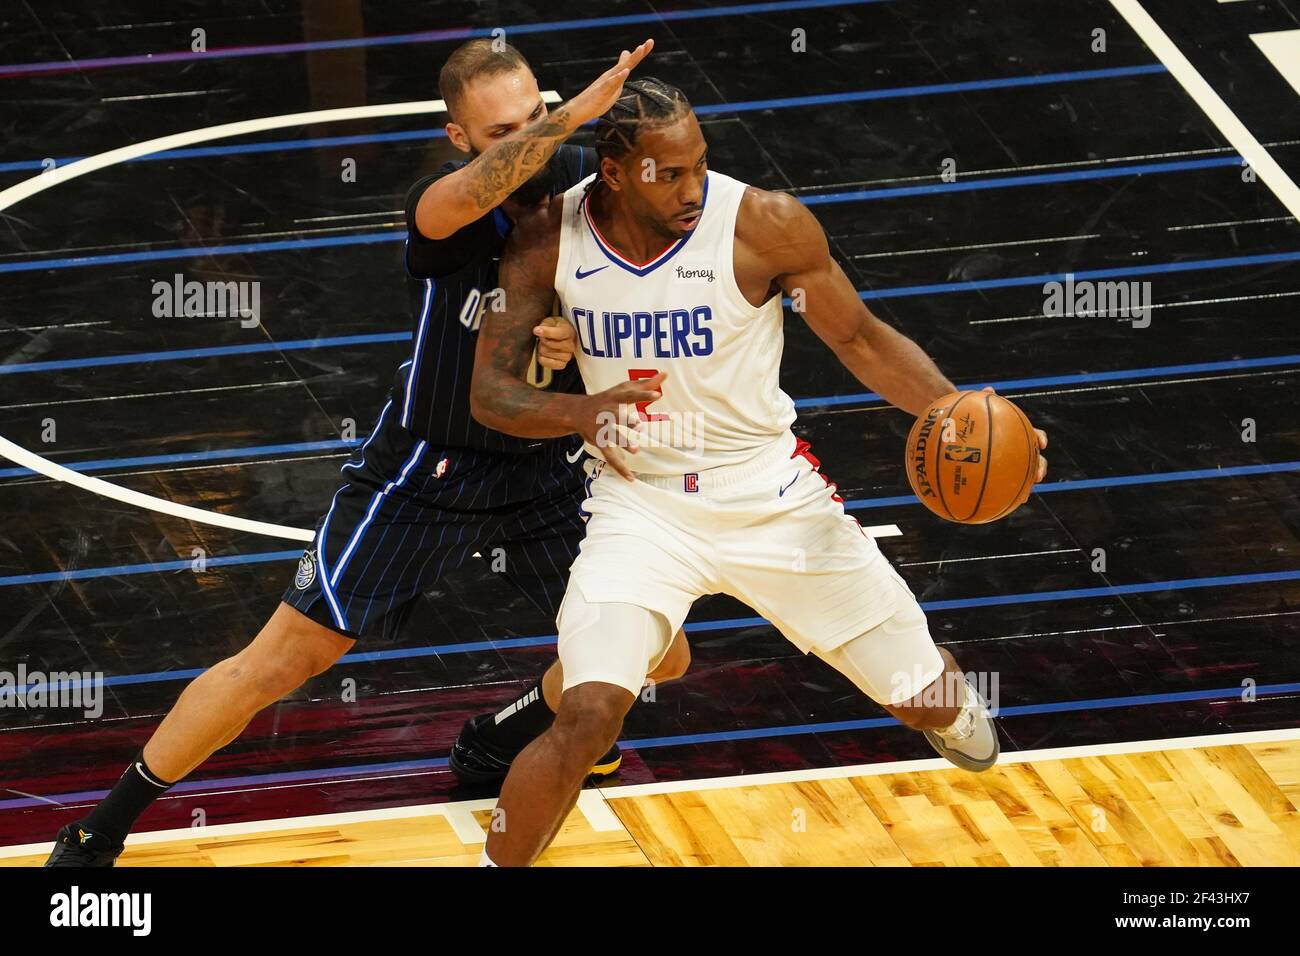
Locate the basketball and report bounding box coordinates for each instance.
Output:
[905,391,1039,524]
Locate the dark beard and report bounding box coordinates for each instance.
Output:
[468,146,553,208]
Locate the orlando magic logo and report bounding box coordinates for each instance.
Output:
[294,549,317,590]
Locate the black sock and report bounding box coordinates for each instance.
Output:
[477,680,557,753]
[82,750,175,845]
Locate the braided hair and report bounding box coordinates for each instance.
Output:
[585,78,692,196]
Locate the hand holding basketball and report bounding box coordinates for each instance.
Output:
[905,390,1045,523]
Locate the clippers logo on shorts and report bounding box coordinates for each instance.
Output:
[943,446,982,463]
[294,549,317,590]
[684,473,699,493]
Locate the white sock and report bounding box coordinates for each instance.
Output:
[478,848,499,867]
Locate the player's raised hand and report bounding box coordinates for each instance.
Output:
[581,371,667,481]
[566,40,654,125]
[982,385,1048,483]
[533,316,577,370]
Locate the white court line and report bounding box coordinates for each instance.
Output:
[1109,0,1300,222]
[898,547,1077,567]
[0,380,304,413]
[0,320,111,336]
[0,91,560,544]
[1252,30,1300,98]
[599,726,1300,799]
[575,790,626,832]
[4,725,1298,859]
[442,805,489,844]
[102,90,227,103]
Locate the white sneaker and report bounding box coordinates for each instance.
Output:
[923,678,999,772]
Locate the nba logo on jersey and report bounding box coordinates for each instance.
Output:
[684,473,699,493]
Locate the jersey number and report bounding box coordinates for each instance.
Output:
[627,369,668,421]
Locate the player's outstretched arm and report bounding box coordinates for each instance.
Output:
[744,189,955,417]
[471,205,666,479]
[416,40,654,240]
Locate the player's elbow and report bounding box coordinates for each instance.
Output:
[468,377,500,429]
[414,181,474,241]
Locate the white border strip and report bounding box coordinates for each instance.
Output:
[605,725,1300,797]
[0,92,561,543]
[1109,0,1300,221]
[4,725,1297,859]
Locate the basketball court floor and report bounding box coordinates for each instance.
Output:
[2,0,1299,867]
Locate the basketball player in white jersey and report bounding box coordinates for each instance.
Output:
[470,78,1049,866]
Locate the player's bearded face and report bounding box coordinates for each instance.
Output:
[625,132,707,239]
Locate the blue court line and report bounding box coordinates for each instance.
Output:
[803,155,1241,204]
[0,552,302,587]
[0,439,357,480]
[793,352,1300,408]
[2,398,1294,509]
[1,139,1238,277]
[0,330,411,375]
[695,64,1168,114]
[0,230,406,274]
[2,679,1295,811]
[0,1,886,78]
[11,568,1299,689]
[856,250,1300,300]
[0,63,1168,173]
[844,461,1300,509]
[0,357,1294,502]
[5,258,1298,376]
[0,130,450,173]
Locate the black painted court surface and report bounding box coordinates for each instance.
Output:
[1,0,1298,844]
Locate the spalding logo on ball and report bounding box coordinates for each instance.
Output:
[906,391,1039,524]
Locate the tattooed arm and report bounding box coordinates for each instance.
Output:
[416,40,653,240]
[470,203,665,480]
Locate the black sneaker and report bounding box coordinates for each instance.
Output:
[44,822,124,868]
[448,713,622,786]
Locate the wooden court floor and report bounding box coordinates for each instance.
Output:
[4,732,1298,867]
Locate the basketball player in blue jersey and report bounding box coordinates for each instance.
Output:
[45,39,690,867]
[470,78,1050,865]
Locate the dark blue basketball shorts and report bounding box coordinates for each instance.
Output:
[281,415,589,641]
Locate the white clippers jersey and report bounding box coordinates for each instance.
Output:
[554,170,797,475]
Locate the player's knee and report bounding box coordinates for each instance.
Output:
[647,630,690,683]
[551,686,629,765]
[225,604,353,702]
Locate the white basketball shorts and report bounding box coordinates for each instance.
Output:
[557,430,938,694]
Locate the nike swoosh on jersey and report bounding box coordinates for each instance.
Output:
[565,447,584,463]
[575,265,609,280]
[778,471,800,497]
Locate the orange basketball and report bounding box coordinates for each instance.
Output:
[905,391,1039,524]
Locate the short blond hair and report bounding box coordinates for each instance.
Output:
[438,38,532,121]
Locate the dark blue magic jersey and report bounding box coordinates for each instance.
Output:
[395,144,596,454]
